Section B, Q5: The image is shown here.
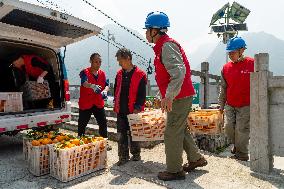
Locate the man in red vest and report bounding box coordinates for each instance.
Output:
[11,54,58,109]
[219,37,254,161]
[144,11,207,181]
[78,53,110,147]
[113,48,147,166]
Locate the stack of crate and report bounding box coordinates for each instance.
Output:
[0,92,23,112]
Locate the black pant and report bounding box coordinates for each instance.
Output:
[78,105,108,138]
[117,113,140,159]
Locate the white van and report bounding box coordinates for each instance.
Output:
[0,0,101,135]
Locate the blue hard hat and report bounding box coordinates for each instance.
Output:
[226,37,247,52]
[144,11,170,29]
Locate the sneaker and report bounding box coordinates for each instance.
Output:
[130,155,141,161]
[157,170,185,181]
[230,155,249,161]
[183,157,208,172]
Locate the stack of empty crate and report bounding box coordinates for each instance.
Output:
[0,92,23,112]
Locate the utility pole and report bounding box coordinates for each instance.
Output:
[107,30,115,76]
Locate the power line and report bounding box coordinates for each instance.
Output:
[81,0,153,48]
[35,0,149,68]
[100,32,148,65]
[98,33,148,67]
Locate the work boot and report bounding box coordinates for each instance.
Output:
[230,155,249,161]
[183,157,208,172]
[157,170,185,181]
[130,154,141,161]
[231,145,236,154]
[116,157,130,166]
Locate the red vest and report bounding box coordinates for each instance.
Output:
[78,68,106,110]
[222,57,254,107]
[153,34,195,99]
[22,55,48,78]
[114,67,146,114]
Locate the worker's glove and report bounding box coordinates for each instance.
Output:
[90,84,102,94]
[101,90,108,100]
[37,76,44,84]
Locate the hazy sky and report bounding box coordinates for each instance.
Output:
[22,0,284,53]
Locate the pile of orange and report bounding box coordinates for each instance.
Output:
[29,131,75,146]
[54,136,105,150]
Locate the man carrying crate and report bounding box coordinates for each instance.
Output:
[144,11,207,181]
[113,48,147,166]
[218,37,254,161]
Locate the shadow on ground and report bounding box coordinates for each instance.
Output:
[109,160,208,189]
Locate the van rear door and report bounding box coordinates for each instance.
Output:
[0,0,101,48]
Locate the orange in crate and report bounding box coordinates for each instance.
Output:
[188,109,223,135]
[26,141,51,176]
[49,139,107,182]
[128,109,166,141]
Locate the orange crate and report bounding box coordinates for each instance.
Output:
[23,137,32,161]
[0,92,23,112]
[128,109,166,141]
[49,139,107,182]
[26,142,51,176]
[188,109,223,135]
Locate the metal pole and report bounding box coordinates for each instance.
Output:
[225,7,229,63]
[107,30,110,75]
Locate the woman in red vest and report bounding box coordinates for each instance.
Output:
[78,53,110,146]
[11,54,58,109]
[144,11,207,181]
[113,48,147,166]
[219,37,254,161]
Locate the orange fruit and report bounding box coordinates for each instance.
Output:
[71,139,80,146]
[31,140,41,146]
[41,138,51,145]
[56,135,65,142]
[52,138,59,144]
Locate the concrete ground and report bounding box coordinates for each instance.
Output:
[0,132,283,189]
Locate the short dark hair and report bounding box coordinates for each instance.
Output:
[115,48,132,60]
[90,53,101,61]
[8,53,22,64]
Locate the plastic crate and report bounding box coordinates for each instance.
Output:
[23,137,32,161]
[0,92,23,112]
[128,109,166,141]
[26,142,50,176]
[188,109,223,135]
[49,139,107,182]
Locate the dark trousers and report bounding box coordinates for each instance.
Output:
[78,105,108,138]
[117,113,140,159]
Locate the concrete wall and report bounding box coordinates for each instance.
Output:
[250,53,284,173]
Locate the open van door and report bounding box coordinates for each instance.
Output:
[0,0,101,48]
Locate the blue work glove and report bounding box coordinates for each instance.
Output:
[101,91,108,100]
[90,84,102,94]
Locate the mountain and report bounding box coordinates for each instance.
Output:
[65,26,284,86]
[64,24,154,85]
[193,32,284,75]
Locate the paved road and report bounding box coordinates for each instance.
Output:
[1,132,284,189]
